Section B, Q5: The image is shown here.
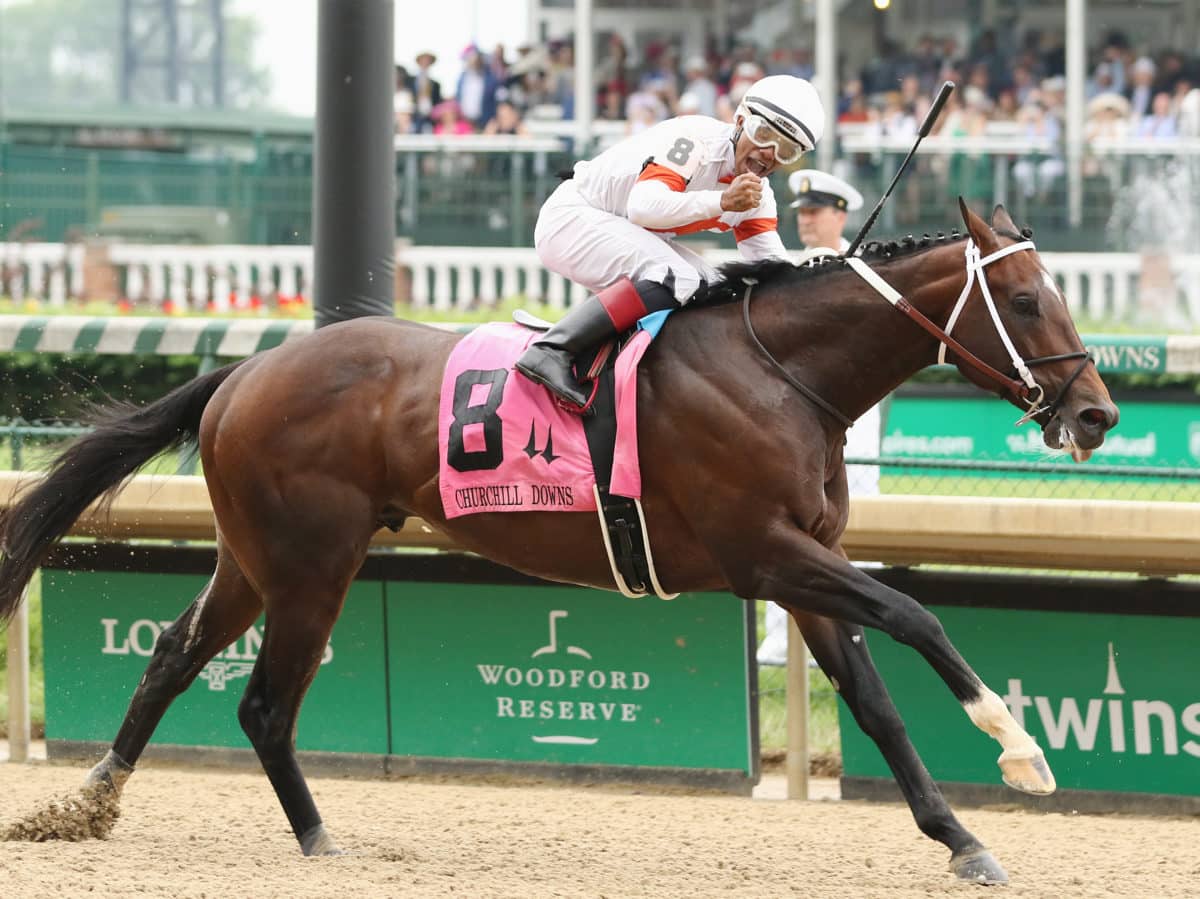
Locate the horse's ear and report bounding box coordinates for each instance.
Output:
[990,204,1019,235]
[957,197,997,252]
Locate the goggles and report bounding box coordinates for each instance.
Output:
[742,113,809,164]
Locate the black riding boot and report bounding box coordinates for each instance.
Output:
[515,277,679,408]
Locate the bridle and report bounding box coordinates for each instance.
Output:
[742,237,1094,428]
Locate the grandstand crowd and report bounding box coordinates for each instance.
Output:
[393,28,1200,144]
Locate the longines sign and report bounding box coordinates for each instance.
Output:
[41,570,754,776]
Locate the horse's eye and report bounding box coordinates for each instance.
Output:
[1012,294,1039,317]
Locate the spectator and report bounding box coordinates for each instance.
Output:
[1126,57,1157,121]
[507,47,552,113]
[548,40,576,119]
[728,61,764,106]
[1086,62,1117,101]
[595,35,631,107]
[910,34,943,96]
[1010,62,1039,106]
[639,44,681,113]
[482,99,530,136]
[1136,92,1178,138]
[879,91,917,138]
[411,50,443,133]
[432,99,474,136]
[769,46,814,81]
[681,56,718,117]
[837,78,868,121]
[625,88,668,134]
[945,87,992,205]
[1098,31,1133,96]
[1012,100,1065,200]
[993,87,1020,122]
[1039,75,1067,124]
[394,64,416,134]
[488,43,510,86]
[1084,92,1131,177]
[394,89,415,135]
[457,45,500,130]
[598,82,626,121]
[1178,83,1200,137]
[714,93,736,124]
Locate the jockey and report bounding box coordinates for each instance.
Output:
[516,75,826,408]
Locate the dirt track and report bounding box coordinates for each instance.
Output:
[1,759,1197,898]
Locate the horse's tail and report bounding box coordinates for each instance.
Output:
[0,359,247,624]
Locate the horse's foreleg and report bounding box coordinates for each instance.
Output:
[86,549,263,795]
[794,610,1008,885]
[738,531,1053,796]
[236,592,347,857]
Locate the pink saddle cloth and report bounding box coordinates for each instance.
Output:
[438,322,652,519]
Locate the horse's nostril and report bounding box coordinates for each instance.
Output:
[1080,406,1116,431]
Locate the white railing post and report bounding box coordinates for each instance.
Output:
[5,595,31,763]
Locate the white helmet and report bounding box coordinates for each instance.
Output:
[736,75,825,157]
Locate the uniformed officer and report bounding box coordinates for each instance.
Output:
[787,169,864,253]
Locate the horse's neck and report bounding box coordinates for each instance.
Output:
[763,251,960,422]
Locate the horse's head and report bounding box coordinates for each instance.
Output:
[947,199,1118,460]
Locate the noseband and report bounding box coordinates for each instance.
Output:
[926,239,1092,425]
[742,238,1092,428]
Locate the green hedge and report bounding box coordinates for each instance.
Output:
[0,353,204,421]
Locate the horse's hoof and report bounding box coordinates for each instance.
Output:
[300,823,344,857]
[83,749,135,796]
[998,748,1056,795]
[950,848,1009,885]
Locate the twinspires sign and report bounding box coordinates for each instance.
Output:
[884,397,1200,470]
[41,568,754,777]
[840,606,1200,797]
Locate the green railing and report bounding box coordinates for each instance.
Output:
[7,132,1199,251]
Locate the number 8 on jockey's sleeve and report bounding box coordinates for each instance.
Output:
[515,75,826,409]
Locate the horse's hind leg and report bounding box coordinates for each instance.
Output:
[235,591,347,857]
[794,611,1009,885]
[85,546,263,794]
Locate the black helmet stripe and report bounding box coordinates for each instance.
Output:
[745,94,815,148]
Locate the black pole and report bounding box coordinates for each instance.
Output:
[313,0,395,327]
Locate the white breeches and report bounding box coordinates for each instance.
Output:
[534,180,718,303]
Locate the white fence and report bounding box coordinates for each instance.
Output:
[2,241,1199,327]
[1,242,86,305]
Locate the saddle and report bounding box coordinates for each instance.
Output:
[513,310,673,599]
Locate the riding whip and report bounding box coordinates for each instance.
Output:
[845,80,955,258]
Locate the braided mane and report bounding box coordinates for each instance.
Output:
[695,225,1032,308]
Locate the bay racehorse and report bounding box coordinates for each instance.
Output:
[0,201,1117,883]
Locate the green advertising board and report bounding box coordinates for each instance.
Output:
[42,570,389,754]
[840,605,1200,797]
[386,584,753,772]
[40,558,755,781]
[884,396,1200,471]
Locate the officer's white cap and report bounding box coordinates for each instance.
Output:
[787,169,864,211]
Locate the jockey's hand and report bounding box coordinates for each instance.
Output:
[720,173,763,212]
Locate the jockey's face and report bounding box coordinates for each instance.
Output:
[733,116,781,179]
